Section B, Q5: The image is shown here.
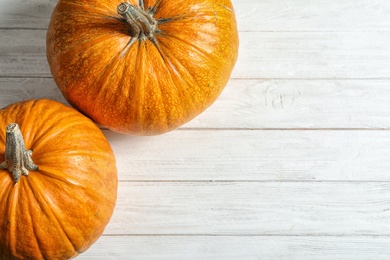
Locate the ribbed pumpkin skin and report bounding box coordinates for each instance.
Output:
[46,0,239,135]
[0,99,117,259]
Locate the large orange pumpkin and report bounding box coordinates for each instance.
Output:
[0,99,117,259]
[46,0,239,135]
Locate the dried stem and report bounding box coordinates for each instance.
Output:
[117,2,158,39]
[0,123,38,183]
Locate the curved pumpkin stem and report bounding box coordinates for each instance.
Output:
[0,123,38,183]
[117,2,158,40]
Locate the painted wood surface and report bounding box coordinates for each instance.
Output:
[2,78,390,129]
[2,0,390,32]
[1,0,390,259]
[79,236,390,259]
[103,129,390,181]
[105,181,390,235]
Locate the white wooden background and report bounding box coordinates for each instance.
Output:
[1,0,390,259]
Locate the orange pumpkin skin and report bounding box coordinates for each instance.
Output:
[46,0,239,135]
[0,99,117,259]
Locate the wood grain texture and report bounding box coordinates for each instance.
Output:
[2,78,390,129]
[3,0,390,32]
[104,182,390,236]
[236,31,390,79]
[2,30,390,79]
[0,0,56,29]
[1,0,390,259]
[235,0,390,32]
[105,130,390,181]
[0,78,66,106]
[79,236,390,259]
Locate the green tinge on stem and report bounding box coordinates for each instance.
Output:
[0,123,38,183]
[117,2,158,39]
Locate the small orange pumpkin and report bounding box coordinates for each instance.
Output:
[46,0,239,135]
[0,99,117,259]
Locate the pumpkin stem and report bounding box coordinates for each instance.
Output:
[0,123,38,183]
[117,2,158,40]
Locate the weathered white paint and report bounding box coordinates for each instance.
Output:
[104,181,390,236]
[3,78,390,130]
[2,0,390,32]
[0,0,56,29]
[2,78,390,129]
[1,0,390,259]
[79,235,390,259]
[104,129,390,181]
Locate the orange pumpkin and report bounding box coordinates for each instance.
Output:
[46,0,239,135]
[0,99,117,259]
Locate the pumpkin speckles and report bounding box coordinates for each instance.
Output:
[47,0,239,135]
[0,99,117,259]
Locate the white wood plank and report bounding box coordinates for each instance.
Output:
[234,0,390,32]
[2,0,390,32]
[0,30,48,77]
[235,31,390,79]
[79,235,390,260]
[2,78,390,130]
[187,79,390,129]
[1,1,390,259]
[0,77,66,106]
[103,182,390,235]
[105,130,390,181]
[2,30,390,79]
[0,0,56,29]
